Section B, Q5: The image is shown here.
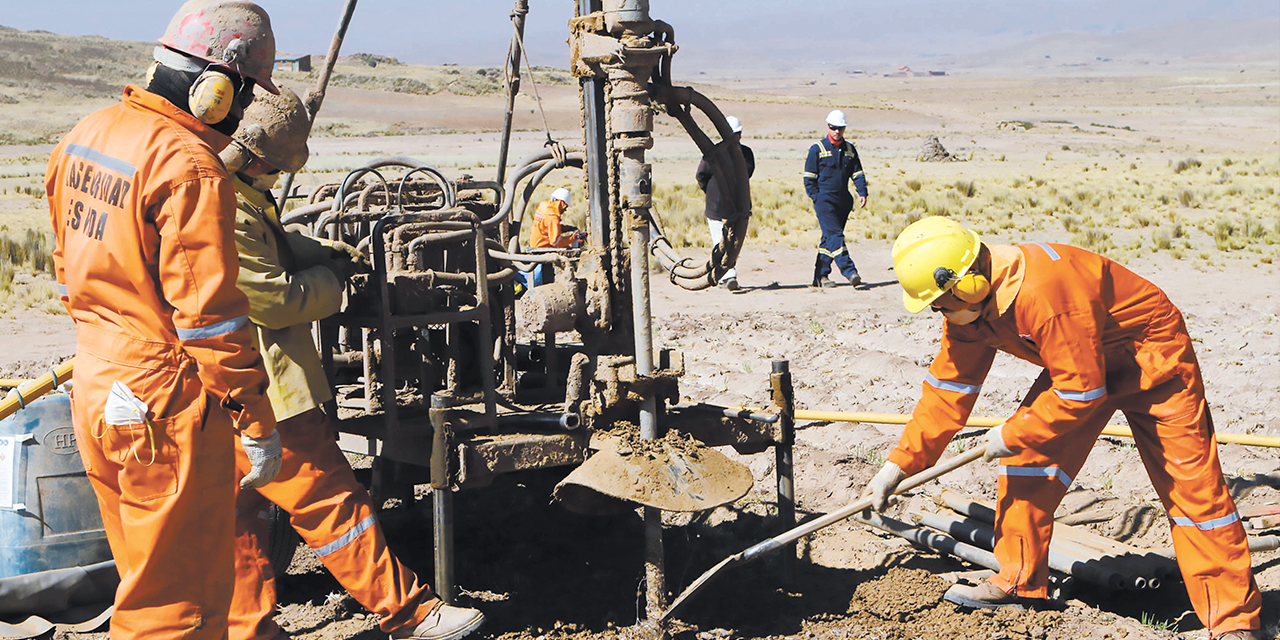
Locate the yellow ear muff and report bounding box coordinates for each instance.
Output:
[952,272,991,303]
[189,69,236,125]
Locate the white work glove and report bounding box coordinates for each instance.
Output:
[239,431,283,489]
[865,461,907,512]
[983,425,1016,461]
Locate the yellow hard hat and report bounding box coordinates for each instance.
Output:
[891,216,981,313]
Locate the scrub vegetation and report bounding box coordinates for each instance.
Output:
[652,152,1280,270]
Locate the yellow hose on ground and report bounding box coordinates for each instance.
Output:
[0,359,75,422]
[741,408,1280,449]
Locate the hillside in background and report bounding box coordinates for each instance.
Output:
[0,26,572,144]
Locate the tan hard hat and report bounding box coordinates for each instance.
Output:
[233,87,310,173]
[160,0,279,94]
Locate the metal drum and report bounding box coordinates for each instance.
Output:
[0,393,110,579]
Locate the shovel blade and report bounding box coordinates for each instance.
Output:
[554,439,753,513]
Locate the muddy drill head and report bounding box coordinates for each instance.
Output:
[223,87,311,174]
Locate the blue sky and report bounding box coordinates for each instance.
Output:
[4,1,1276,69]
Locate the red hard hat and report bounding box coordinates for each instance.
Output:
[159,0,279,94]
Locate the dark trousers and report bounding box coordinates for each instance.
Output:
[812,196,858,282]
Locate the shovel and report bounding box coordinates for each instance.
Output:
[659,446,987,622]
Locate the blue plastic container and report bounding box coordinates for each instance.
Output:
[0,393,111,579]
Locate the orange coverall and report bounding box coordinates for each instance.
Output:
[227,177,434,639]
[46,86,277,640]
[529,198,573,249]
[887,242,1259,636]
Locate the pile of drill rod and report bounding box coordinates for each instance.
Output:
[913,490,1181,591]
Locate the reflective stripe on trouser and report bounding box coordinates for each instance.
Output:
[989,370,1259,634]
[229,407,434,640]
[812,198,857,281]
[72,324,237,640]
[706,219,737,281]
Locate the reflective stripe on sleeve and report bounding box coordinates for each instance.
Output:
[65,143,137,176]
[313,514,376,557]
[925,373,981,395]
[1000,465,1073,488]
[1171,512,1240,531]
[802,172,818,178]
[851,170,865,180]
[175,315,249,340]
[1053,387,1107,402]
[1033,243,1062,261]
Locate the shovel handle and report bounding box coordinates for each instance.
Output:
[0,359,74,422]
[661,445,986,622]
[741,446,986,561]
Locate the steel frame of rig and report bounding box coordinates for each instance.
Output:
[279,0,794,622]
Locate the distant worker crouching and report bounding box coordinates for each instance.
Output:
[526,187,585,286]
[697,115,755,290]
[221,87,485,640]
[803,109,867,289]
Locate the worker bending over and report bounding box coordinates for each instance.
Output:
[45,2,283,638]
[865,217,1260,640]
[223,87,484,640]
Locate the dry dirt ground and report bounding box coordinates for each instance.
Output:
[4,242,1277,640]
[1,53,1276,640]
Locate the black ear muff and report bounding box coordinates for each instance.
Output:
[189,68,236,124]
[952,272,991,303]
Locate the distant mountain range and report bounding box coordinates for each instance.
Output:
[657,16,1280,74]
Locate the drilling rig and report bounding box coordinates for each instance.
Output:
[277,0,798,624]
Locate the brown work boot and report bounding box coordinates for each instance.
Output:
[390,601,485,640]
[1217,631,1259,640]
[943,580,1028,609]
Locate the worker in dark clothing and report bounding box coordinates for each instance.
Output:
[803,109,867,288]
[696,115,755,290]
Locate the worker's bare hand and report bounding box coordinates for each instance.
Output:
[864,460,906,511]
[983,425,1015,461]
[857,195,868,209]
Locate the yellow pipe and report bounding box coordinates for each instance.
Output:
[0,380,29,388]
[741,408,1280,449]
[0,359,74,422]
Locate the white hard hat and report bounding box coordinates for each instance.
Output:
[826,109,848,128]
[725,116,743,134]
[551,187,572,205]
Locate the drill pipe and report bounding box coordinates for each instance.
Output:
[911,510,1129,590]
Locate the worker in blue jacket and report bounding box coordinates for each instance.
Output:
[803,109,867,288]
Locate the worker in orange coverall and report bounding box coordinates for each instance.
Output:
[44,2,284,638]
[222,88,484,640]
[864,216,1260,640]
[524,187,583,286]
